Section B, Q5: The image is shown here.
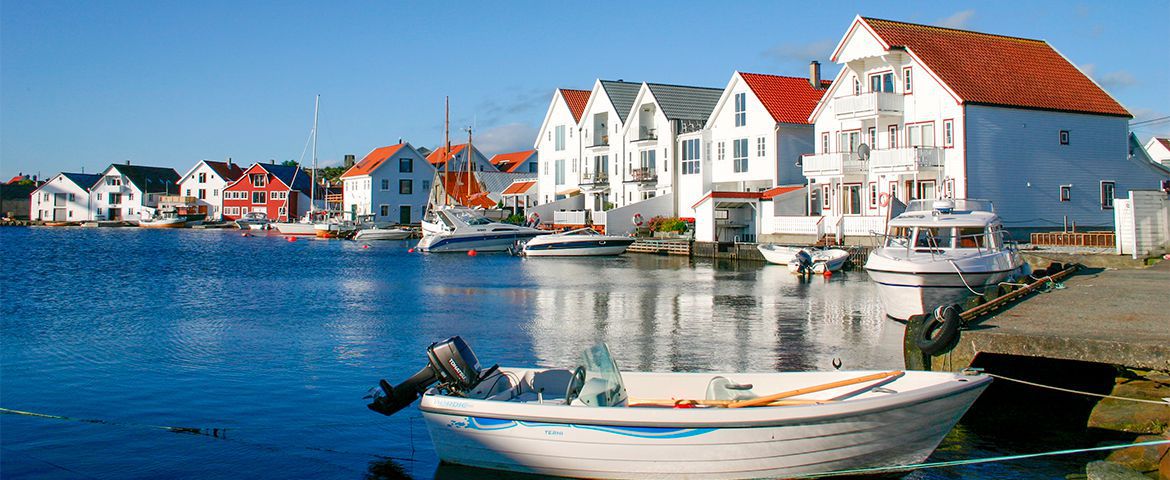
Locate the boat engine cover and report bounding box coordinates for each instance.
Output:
[427,336,482,392]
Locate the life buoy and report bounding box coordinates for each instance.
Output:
[878,192,892,207]
[633,213,644,227]
[528,212,540,227]
[916,304,962,355]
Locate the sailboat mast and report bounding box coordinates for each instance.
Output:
[443,96,450,206]
[466,127,473,201]
[311,94,319,212]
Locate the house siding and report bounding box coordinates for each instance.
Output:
[777,124,813,186]
[29,175,92,221]
[966,105,1164,229]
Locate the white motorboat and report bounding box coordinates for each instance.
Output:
[789,248,850,274]
[234,211,271,230]
[865,199,1026,321]
[139,209,187,229]
[314,219,359,239]
[522,227,635,256]
[756,244,805,265]
[353,226,412,241]
[417,206,547,253]
[368,337,990,480]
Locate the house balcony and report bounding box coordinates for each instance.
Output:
[587,136,610,149]
[625,167,657,184]
[799,152,866,177]
[834,92,903,120]
[869,147,944,175]
[580,171,610,192]
[632,126,658,143]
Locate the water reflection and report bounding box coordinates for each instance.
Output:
[522,256,901,373]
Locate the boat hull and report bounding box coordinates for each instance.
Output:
[353,229,412,241]
[140,220,187,229]
[418,231,546,252]
[419,371,989,479]
[523,238,634,256]
[865,250,1024,320]
[271,222,316,235]
[757,245,803,265]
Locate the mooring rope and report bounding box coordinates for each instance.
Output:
[789,438,1170,478]
[947,259,985,296]
[986,374,1170,405]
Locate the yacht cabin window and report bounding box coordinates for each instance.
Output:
[914,227,954,249]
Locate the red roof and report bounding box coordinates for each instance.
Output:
[761,185,804,199]
[204,160,244,182]
[341,144,408,178]
[6,175,24,184]
[1157,138,1170,151]
[489,150,536,173]
[739,73,831,124]
[426,143,468,166]
[859,17,1129,117]
[561,89,591,122]
[501,180,536,195]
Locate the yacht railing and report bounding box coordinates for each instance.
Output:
[872,227,1012,260]
[904,199,995,213]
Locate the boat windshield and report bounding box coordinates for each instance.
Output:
[443,209,493,226]
[575,343,627,407]
[905,199,994,213]
[915,227,955,249]
[886,226,912,248]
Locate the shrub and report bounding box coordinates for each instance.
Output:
[647,216,688,233]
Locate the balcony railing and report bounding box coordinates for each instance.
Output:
[634,126,657,142]
[588,135,610,148]
[581,171,609,184]
[834,92,903,119]
[799,152,865,177]
[628,167,657,183]
[869,147,944,174]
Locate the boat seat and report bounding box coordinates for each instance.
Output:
[705,376,757,402]
[513,369,574,404]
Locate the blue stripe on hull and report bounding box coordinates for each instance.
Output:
[448,416,714,439]
[525,239,635,251]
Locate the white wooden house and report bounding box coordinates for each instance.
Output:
[690,70,829,242]
[535,88,591,205]
[89,163,180,222]
[341,142,433,224]
[575,80,642,211]
[785,16,1169,241]
[1145,138,1170,167]
[177,160,244,221]
[29,172,102,222]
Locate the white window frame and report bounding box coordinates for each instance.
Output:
[1060,184,1072,202]
[381,179,390,191]
[734,93,746,127]
[733,138,749,173]
[252,191,266,204]
[1100,181,1115,209]
[251,174,266,188]
[756,137,766,157]
[943,120,954,147]
[903,67,912,93]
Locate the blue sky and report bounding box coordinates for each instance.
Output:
[2,0,1168,178]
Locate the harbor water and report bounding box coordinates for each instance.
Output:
[0,228,1109,478]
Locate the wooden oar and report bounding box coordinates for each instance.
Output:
[627,398,830,408]
[727,371,904,408]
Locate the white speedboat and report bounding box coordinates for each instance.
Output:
[417,206,547,253]
[353,226,412,241]
[522,227,635,256]
[314,220,358,239]
[234,211,271,230]
[865,199,1026,320]
[140,209,187,229]
[789,248,850,274]
[756,244,805,265]
[368,337,990,480]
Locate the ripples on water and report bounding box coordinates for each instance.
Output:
[0,228,1086,479]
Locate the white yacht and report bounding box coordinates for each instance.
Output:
[234,211,271,230]
[864,199,1026,320]
[522,228,635,257]
[417,206,547,253]
[353,225,412,241]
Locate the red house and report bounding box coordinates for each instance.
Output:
[221,163,320,221]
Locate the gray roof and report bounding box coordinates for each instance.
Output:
[61,172,103,191]
[108,164,181,194]
[599,80,642,124]
[476,171,532,202]
[646,83,724,129]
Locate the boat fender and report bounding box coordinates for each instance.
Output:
[407,247,415,253]
[916,304,962,355]
[1045,262,1064,277]
[878,192,891,207]
[286,236,297,243]
[467,249,478,257]
[633,213,643,227]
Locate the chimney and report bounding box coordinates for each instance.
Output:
[227,157,233,167]
[344,154,356,168]
[125,160,131,165]
[809,61,822,88]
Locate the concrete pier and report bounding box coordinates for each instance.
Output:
[921,260,1170,371]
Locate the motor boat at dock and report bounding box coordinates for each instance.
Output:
[522,227,635,256]
[789,248,850,274]
[139,209,187,229]
[353,225,413,241]
[756,244,805,265]
[864,199,1027,321]
[367,337,990,480]
[417,206,547,253]
[234,211,271,230]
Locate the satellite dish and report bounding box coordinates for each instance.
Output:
[857,143,871,161]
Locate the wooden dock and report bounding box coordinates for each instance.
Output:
[627,239,691,256]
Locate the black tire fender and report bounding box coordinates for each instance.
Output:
[916,304,963,355]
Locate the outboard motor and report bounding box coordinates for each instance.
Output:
[793,249,813,275]
[367,336,496,416]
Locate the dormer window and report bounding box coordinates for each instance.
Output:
[869,72,894,93]
[251,174,266,188]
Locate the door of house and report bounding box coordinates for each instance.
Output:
[53,208,66,221]
[108,208,121,220]
[399,205,411,225]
